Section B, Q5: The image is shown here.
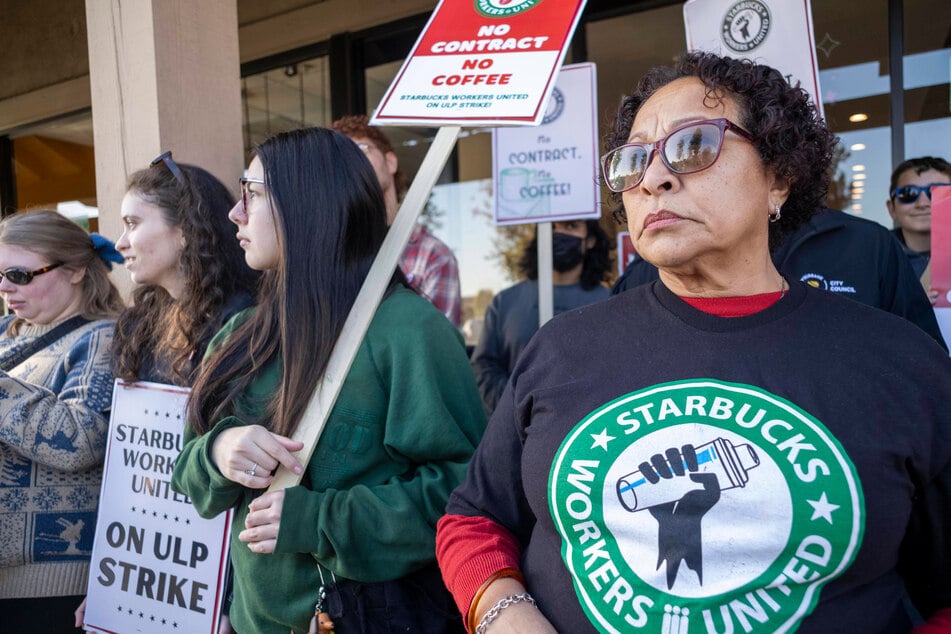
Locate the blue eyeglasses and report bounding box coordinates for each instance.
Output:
[890,183,948,204]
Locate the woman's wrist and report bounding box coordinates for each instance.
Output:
[468,575,527,634]
[476,592,536,634]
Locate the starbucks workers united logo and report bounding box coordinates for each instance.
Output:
[475,0,541,18]
[721,0,771,52]
[549,380,864,633]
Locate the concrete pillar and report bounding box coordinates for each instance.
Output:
[85,0,243,283]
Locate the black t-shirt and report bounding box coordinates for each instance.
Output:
[449,280,951,632]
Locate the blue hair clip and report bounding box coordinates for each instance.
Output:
[90,233,125,269]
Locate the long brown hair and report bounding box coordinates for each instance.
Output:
[112,163,259,383]
[187,127,389,437]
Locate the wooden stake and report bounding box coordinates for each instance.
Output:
[268,125,462,491]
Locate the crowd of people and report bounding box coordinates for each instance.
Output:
[0,51,949,634]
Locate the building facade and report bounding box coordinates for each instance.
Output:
[0,0,948,328]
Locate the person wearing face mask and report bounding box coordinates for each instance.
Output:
[470,219,611,414]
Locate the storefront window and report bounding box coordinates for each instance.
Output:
[900,0,950,174]
[812,0,948,226]
[232,0,948,345]
[242,56,331,157]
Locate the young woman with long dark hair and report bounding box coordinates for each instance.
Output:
[172,127,484,634]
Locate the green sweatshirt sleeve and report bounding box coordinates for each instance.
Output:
[274,291,486,582]
[171,415,245,519]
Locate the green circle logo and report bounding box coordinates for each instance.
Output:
[549,379,864,633]
[475,0,541,18]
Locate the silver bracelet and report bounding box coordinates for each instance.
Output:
[475,592,537,634]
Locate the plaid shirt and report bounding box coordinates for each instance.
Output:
[400,224,462,327]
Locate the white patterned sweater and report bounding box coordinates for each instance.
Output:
[0,315,115,599]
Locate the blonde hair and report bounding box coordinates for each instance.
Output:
[0,210,124,334]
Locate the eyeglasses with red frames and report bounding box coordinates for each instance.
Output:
[239,176,266,210]
[0,262,64,286]
[150,151,186,185]
[601,118,756,193]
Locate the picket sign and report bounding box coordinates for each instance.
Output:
[268,0,587,489]
[930,185,951,350]
[268,126,461,490]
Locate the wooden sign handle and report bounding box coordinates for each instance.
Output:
[268,126,462,491]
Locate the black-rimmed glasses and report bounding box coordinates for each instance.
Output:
[601,118,756,193]
[1,262,64,286]
[891,183,948,204]
[151,151,185,185]
[239,177,266,210]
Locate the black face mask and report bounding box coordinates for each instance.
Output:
[552,232,585,272]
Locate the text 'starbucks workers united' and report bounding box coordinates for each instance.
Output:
[549,380,864,633]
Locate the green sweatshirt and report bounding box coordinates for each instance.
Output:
[171,287,485,633]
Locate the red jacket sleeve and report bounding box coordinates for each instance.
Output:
[436,513,522,616]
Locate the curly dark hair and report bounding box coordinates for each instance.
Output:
[113,162,259,383]
[517,220,613,289]
[606,51,838,251]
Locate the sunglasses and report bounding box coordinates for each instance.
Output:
[1,262,64,286]
[239,177,266,210]
[150,151,185,185]
[601,118,756,193]
[890,183,948,204]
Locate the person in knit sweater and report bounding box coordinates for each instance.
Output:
[0,209,124,632]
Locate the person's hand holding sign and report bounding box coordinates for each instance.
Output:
[211,424,304,487]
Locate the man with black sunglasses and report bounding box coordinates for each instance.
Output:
[886,156,950,286]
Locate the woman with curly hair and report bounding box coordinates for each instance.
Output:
[74,154,258,632]
[112,155,258,384]
[437,52,951,633]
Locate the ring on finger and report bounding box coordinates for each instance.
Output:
[245,462,258,477]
